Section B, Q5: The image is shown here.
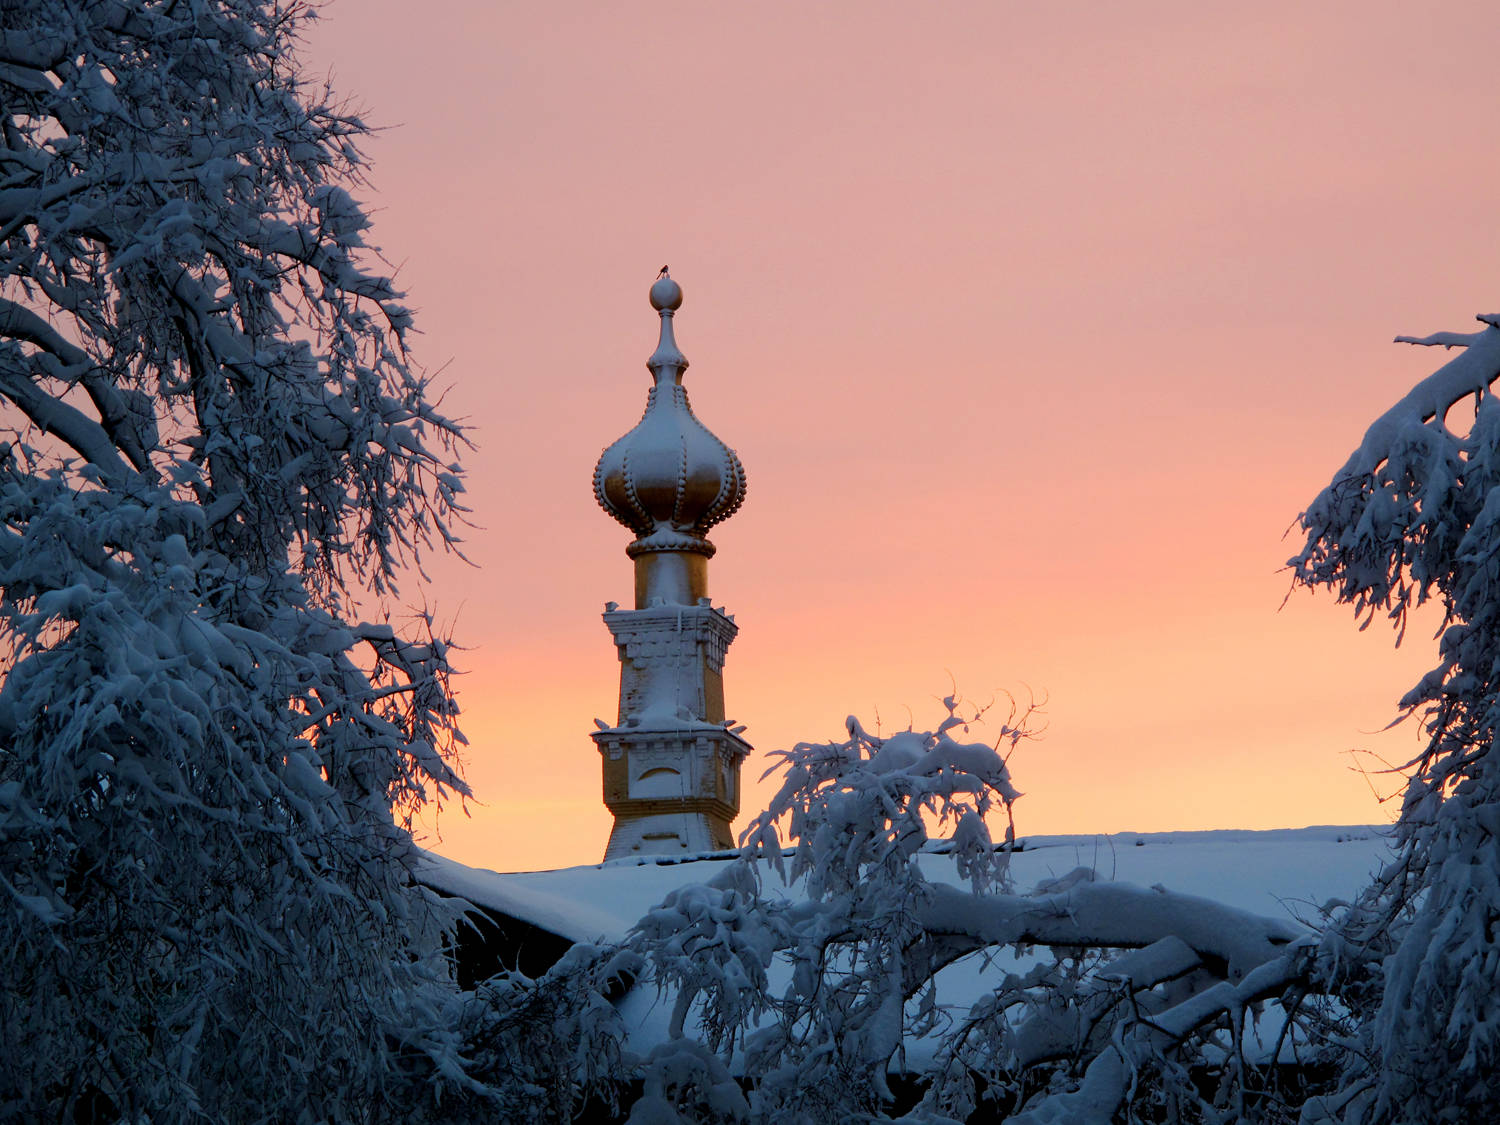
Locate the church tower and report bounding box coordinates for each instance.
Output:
[591,273,751,861]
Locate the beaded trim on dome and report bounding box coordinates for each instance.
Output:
[625,528,718,558]
[593,273,747,551]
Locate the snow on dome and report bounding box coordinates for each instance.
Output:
[593,271,747,558]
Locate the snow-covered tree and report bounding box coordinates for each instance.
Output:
[1291,314,1500,1124]
[0,1,475,1118]
[603,700,1321,1124]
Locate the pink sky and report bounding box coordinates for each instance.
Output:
[301,2,1497,872]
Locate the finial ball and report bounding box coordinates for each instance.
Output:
[649,275,683,311]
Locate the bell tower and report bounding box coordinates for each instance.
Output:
[591,273,751,861]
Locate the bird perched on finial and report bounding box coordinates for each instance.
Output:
[658,265,670,278]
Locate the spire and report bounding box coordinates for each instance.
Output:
[593,272,747,606]
[590,272,752,860]
[646,272,687,374]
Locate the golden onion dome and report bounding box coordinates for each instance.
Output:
[593,273,747,559]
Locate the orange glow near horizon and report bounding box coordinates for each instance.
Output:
[302,1,1496,873]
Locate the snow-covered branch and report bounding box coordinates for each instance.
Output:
[1008,945,1314,1125]
[1327,318,1500,483]
[918,877,1303,981]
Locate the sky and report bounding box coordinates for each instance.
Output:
[299,1,1499,873]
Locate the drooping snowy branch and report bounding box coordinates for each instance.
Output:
[1320,317,1500,480]
[1291,310,1500,1124]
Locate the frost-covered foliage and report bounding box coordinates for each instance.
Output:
[612,701,1319,1124]
[0,2,474,1119]
[453,943,643,1123]
[1292,314,1500,1124]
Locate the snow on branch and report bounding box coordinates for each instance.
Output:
[1007,945,1314,1125]
[919,877,1304,982]
[1291,315,1500,645]
[606,701,1320,1122]
[1338,318,1500,482]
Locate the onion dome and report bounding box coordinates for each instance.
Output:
[594,273,747,558]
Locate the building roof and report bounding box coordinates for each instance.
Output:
[422,823,1391,950]
[422,824,1392,1069]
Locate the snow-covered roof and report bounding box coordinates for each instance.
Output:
[420,824,1391,949]
[422,825,1392,1071]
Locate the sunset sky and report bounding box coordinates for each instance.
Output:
[301,1,1498,872]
